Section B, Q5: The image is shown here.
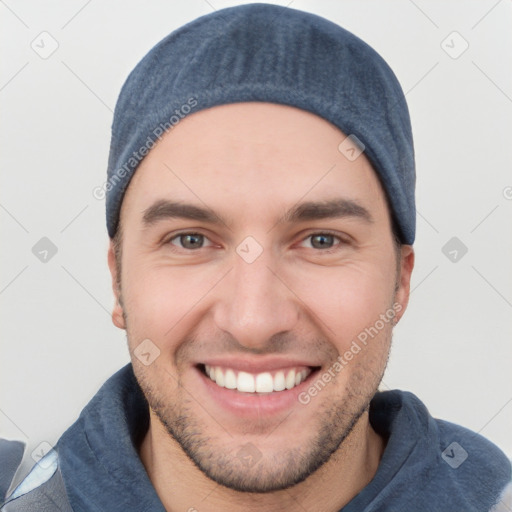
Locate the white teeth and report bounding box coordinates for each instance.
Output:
[225,369,237,389]
[204,365,311,393]
[237,371,255,392]
[255,372,273,393]
[215,367,225,387]
[273,371,286,391]
[285,369,296,390]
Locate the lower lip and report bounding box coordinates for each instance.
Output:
[196,366,319,417]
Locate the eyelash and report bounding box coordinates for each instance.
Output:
[165,230,349,253]
[166,232,214,250]
[299,231,349,253]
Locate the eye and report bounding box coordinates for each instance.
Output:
[300,232,347,251]
[309,233,336,249]
[168,232,212,250]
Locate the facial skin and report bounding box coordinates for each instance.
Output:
[108,102,414,511]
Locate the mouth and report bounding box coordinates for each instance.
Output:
[200,364,315,394]
[194,358,323,417]
[196,362,321,404]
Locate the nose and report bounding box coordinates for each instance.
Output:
[213,248,300,351]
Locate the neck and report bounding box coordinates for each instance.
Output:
[139,409,385,512]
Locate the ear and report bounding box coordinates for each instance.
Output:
[394,245,414,324]
[107,240,126,330]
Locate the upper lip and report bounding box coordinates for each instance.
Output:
[199,357,321,374]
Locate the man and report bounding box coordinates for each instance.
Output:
[1,3,510,511]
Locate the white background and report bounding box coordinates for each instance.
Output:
[1,0,511,483]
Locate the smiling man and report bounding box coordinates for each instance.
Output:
[1,3,510,512]
[114,101,405,509]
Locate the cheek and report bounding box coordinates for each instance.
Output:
[121,261,217,344]
[291,264,394,345]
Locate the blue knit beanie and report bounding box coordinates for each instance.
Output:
[106,3,415,244]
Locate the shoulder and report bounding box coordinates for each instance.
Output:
[491,481,512,512]
[372,390,511,511]
[384,390,510,478]
[416,398,511,510]
[435,417,510,474]
[434,418,511,510]
[0,442,72,512]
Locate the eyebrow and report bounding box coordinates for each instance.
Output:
[141,198,373,227]
[142,200,225,226]
[279,198,373,224]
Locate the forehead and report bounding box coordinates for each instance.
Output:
[121,102,389,226]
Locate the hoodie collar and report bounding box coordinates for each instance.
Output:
[57,364,165,511]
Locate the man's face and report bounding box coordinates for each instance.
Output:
[108,102,413,493]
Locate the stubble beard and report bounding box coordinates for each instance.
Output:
[127,321,392,493]
[113,228,401,493]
